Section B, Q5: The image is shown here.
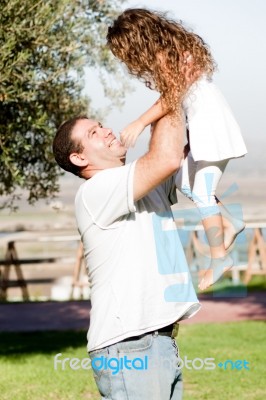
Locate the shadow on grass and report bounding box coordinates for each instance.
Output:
[0,330,87,357]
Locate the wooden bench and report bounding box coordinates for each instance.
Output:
[0,234,85,301]
[243,224,266,284]
[1,222,265,300]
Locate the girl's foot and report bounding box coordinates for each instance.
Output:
[198,255,234,291]
[224,220,245,250]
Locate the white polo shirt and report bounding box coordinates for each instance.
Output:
[75,161,200,351]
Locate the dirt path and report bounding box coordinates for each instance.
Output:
[0,292,265,332]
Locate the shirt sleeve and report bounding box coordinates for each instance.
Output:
[79,161,137,229]
[163,174,178,205]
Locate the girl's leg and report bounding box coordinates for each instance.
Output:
[191,160,233,290]
[215,198,245,250]
[175,155,245,249]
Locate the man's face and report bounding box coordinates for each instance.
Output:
[71,119,127,176]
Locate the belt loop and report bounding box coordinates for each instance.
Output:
[153,330,159,337]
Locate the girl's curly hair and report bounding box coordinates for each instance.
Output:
[107,8,217,115]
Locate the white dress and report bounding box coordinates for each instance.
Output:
[182,76,247,162]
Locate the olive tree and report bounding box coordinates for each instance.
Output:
[0,0,127,209]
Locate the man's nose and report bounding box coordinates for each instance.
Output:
[97,127,112,138]
[102,128,112,137]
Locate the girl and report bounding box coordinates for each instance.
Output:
[107,8,247,290]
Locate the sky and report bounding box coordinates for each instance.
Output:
[85,0,266,169]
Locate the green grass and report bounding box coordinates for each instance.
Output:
[178,321,266,400]
[0,321,265,399]
[196,274,266,297]
[245,275,266,291]
[0,331,99,400]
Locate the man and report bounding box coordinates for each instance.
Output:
[53,113,200,399]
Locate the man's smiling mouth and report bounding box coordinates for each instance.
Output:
[109,138,118,147]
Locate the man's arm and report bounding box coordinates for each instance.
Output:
[133,112,185,201]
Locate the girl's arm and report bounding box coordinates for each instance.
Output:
[120,97,167,148]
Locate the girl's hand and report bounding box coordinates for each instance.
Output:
[120,119,145,148]
[182,51,201,88]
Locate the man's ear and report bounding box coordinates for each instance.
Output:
[69,152,88,167]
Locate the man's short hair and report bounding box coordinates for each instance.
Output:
[53,116,88,176]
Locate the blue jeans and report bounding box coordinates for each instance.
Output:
[89,332,182,399]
